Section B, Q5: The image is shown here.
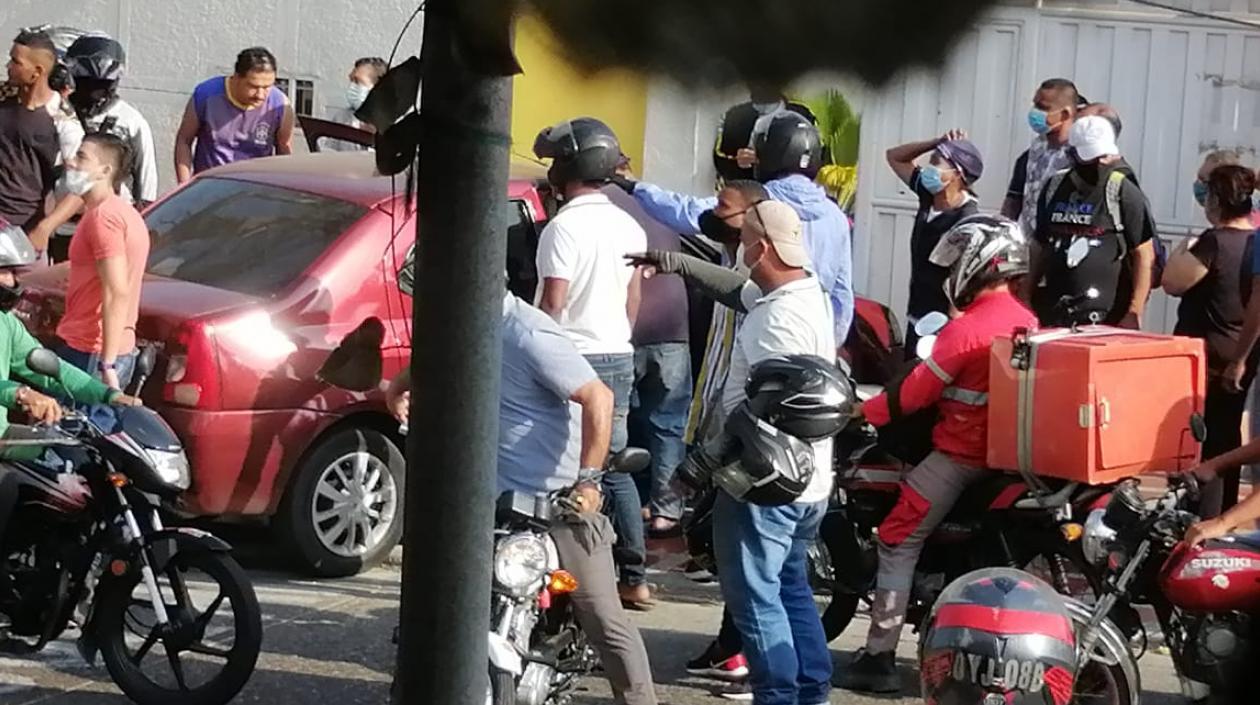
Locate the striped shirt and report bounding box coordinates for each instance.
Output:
[684,248,747,445]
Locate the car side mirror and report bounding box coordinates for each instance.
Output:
[26,348,61,378]
[317,317,386,392]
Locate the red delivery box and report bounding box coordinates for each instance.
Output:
[988,327,1205,485]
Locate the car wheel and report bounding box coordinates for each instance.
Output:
[279,428,405,577]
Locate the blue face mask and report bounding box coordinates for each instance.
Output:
[919,165,947,195]
[1028,108,1051,136]
[346,82,372,111]
[1253,192,1260,212]
[1193,180,1209,207]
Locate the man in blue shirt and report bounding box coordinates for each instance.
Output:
[613,112,854,343]
[386,286,659,705]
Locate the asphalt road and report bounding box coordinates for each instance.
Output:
[0,539,1195,705]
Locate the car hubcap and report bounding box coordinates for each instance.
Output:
[311,451,399,558]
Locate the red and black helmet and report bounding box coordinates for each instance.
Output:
[920,568,1076,705]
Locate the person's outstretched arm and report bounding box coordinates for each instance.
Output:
[625,250,749,312]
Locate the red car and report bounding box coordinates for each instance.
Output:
[19,151,552,577]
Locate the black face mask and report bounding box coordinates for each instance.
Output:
[699,209,741,244]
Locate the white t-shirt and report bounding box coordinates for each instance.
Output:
[534,192,647,355]
[82,100,159,203]
[45,94,83,167]
[721,275,837,504]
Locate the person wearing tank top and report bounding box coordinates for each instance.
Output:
[174,47,294,183]
[1166,162,1260,520]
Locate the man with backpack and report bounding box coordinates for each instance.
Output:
[1029,115,1158,328]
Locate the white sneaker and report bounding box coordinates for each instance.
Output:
[717,682,753,701]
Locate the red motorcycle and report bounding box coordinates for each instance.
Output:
[1079,475,1258,703]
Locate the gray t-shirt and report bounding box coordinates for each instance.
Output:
[498,292,599,494]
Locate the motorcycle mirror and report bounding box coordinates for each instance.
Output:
[915,334,938,361]
[607,447,650,475]
[134,345,158,380]
[913,311,949,338]
[317,317,386,392]
[26,348,62,378]
[1190,413,1208,444]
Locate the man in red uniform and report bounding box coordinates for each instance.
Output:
[836,215,1037,694]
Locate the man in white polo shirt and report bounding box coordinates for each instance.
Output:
[533,117,652,608]
[629,200,836,705]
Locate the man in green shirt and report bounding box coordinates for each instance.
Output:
[0,221,139,592]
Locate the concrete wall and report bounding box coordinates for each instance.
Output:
[0,2,655,192]
[1,0,427,191]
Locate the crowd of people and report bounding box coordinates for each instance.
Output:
[9,19,1260,704]
[383,76,1260,705]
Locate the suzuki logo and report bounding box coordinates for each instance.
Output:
[1190,557,1254,571]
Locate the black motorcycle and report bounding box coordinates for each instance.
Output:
[0,348,262,705]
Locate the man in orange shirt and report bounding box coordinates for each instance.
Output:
[55,132,150,391]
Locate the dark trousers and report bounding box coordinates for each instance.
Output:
[1200,380,1251,518]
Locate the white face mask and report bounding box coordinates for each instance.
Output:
[62,168,97,196]
[346,83,371,111]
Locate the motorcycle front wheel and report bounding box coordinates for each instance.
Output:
[95,550,263,705]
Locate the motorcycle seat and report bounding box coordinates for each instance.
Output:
[947,474,1074,519]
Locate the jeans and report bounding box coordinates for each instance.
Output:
[585,353,646,587]
[714,492,830,705]
[629,343,692,520]
[551,512,658,705]
[55,344,137,391]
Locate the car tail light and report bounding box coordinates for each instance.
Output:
[163,321,221,410]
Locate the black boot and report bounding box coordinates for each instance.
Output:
[834,648,900,694]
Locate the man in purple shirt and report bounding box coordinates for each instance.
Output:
[173,47,294,183]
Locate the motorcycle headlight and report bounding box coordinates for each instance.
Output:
[1082,508,1116,566]
[145,449,191,491]
[493,535,549,593]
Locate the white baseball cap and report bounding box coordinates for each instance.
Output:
[1069,115,1120,163]
[745,201,809,268]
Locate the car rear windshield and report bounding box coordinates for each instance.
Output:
[145,177,367,297]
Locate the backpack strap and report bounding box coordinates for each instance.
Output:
[1104,169,1130,261]
[1043,169,1069,211]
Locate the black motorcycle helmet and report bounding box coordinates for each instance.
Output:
[532,117,622,188]
[0,221,38,311]
[67,34,126,119]
[717,404,817,506]
[753,112,824,182]
[745,354,853,442]
[920,568,1077,705]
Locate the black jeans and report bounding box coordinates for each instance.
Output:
[1199,380,1251,518]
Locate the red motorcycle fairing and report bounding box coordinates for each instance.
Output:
[1160,536,1260,613]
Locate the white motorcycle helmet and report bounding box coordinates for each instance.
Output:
[928,215,1028,310]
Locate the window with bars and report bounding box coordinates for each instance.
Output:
[274,77,316,116]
